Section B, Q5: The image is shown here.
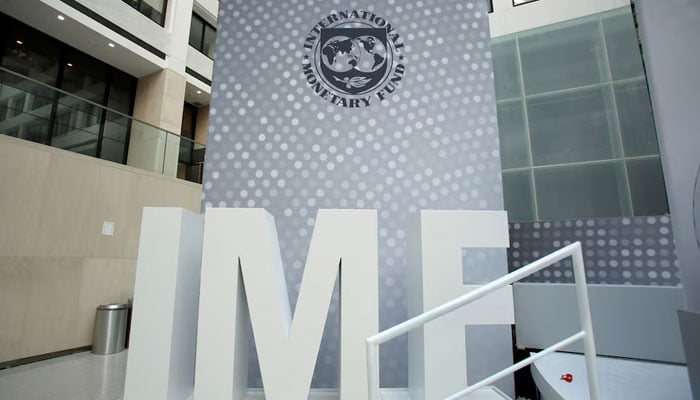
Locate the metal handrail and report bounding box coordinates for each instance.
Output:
[0,65,204,148]
[366,241,601,400]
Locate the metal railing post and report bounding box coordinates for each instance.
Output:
[572,243,602,400]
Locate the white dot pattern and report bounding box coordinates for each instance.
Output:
[509,216,681,286]
[204,0,502,388]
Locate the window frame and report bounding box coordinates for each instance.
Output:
[189,13,216,60]
[1,12,137,163]
[121,0,167,26]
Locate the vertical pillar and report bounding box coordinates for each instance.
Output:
[127,69,186,177]
[195,105,209,145]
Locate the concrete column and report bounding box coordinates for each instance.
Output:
[195,105,209,145]
[127,69,186,177]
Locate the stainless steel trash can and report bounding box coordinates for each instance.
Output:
[92,303,129,355]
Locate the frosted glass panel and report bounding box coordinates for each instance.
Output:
[492,37,521,100]
[603,9,645,80]
[528,87,619,165]
[493,6,668,222]
[535,162,630,219]
[519,18,608,95]
[627,158,669,215]
[503,171,535,221]
[497,100,529,169]
[615,80,660,157]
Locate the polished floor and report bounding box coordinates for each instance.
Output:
[1,349,693,400]
[0,351,127,400]
[0,350,508,400]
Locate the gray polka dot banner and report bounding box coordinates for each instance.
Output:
[509,215,681,286]
[203,0,508,389]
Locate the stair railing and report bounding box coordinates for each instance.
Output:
[366,241,601,400]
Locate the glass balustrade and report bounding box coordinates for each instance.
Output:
[0,66,205,184]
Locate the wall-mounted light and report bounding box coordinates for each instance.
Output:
[196,90,202,94]
[66,63,73,67]
[57,14,65,21]
[15,40,23,45]
[108,42,115,48]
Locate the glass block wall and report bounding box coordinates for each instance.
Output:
[493,7,669,222]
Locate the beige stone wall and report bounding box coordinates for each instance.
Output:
[195,104,210,145]
[131,69,186,134]
[0,135,201,363]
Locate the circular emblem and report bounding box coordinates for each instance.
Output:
[302,10,406,108]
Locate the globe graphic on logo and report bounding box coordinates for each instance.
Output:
[321,35,387,74]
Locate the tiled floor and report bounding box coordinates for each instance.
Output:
[0,351,127,400]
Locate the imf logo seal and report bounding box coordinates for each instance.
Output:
[302,10,406,108]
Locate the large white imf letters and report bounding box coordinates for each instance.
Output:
[124,208,513,400]
[124,208,204,400]
[408,211,515,400]
[193,208,378,400]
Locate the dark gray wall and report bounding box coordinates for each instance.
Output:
[636,0,700,312]
[508,216,680,286]
[202,0,510,389]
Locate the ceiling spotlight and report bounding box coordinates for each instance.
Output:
[57,14,65,21]
[108,42,115,48]
[196,90,202,94]
[15,40,23,45]
[66,63,73,67]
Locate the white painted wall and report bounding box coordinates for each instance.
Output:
[489,0,630,37]
[187,47,214,82]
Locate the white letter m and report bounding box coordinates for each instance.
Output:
[193,209,379,400]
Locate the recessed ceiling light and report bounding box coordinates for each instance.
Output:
[57,15,65,21]
[15,40,23,45]
[196,90,202,94]
[66,63,73,67]
[108,42,115,48]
